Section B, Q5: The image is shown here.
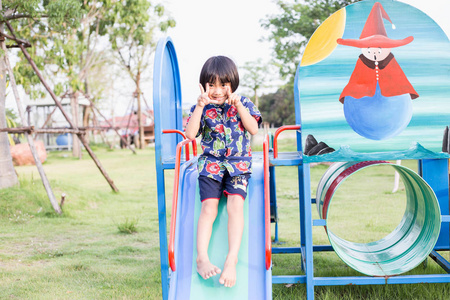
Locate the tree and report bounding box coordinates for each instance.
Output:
[258,86,295,127]
[0,1,17,188]
[1,0,80,188]
[259,0,360,125]
[107,0,175,149]
[240,58,276,109]
[11,1,116,157]
[261,0,361,82]
[5,0,82,97]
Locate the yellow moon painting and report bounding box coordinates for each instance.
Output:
[301,8,346,67]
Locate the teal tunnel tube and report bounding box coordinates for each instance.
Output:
[316,161,441,276]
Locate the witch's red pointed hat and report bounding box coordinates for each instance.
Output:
[337,2,413,48]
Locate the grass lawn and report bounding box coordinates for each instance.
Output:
[1,141,449,299]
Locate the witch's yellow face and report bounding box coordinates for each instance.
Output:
[361,47,391,62]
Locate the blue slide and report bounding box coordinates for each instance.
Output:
[168,155,271,299]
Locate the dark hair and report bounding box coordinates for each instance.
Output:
[199,56,239,92]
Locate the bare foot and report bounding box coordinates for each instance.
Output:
[219,256,238,288]
[197,257,221,280]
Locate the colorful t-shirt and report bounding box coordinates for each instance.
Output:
[187,96,262,181]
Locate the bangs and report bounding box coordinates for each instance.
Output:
[205,69,232,85]
[200,56,239,92]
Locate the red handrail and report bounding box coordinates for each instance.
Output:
[263,134,272,270]
[273,125,301,159]
[168,139,196,272]
[162,129,197,160]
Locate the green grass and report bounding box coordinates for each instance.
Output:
[116,217,140,234]
[0,147,164,299]
[0,140,449,299]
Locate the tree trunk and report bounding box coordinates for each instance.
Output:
[70,93,82,158]
[83,105,91,141]
[136,72,144,149]
[0,8,19,189]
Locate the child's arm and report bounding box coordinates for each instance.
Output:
[185,84,219,140]
[226,87,259,135]
[185,105,204,140]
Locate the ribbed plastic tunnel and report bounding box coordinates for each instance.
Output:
[316,161,441,276]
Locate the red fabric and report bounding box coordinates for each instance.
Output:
[339,54,418,103]
[223,191,245,201]
[201,197,220,203]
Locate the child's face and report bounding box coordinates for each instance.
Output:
[206,78,232,105]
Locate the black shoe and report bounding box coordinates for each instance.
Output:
[443,126,449,153]
[307,141,333,156]
[317,146,335,155]
[304,134,318,155]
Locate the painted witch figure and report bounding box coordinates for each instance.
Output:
[337,2,418,140]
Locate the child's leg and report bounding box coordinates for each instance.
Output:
[196,198,221,279]
[219,194,244,288]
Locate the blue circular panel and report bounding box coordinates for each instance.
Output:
[344,84,413,140]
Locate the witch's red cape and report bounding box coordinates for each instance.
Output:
[339,53,419,103]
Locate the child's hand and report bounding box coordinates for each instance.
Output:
[197,84,219,107]
[226,86,242,107]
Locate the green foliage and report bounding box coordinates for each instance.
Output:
[106,0,176,78]
[258,0,361,125]
[259,85,296,126]
[5,108,21,145]
[4,0,83,98]
[116,217,139,234]
[14,56,46,99]
[1,0,82,28]
[240,58,276,103]
[5,107,17,123]
[262,0,361,81]
[6,0,175,108]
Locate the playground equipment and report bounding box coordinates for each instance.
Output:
[153,37,272,299]
[316,161,441,276]
[153,1,450,299]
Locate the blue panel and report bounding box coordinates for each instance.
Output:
[420,159,450,250]
[313,275,450,286]
[153,37,183,166]
[297,0,450,158]
[153,37,184,300]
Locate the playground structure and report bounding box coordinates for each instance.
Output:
[153,1,450,299]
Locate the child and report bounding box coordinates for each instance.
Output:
[185,56,262,288]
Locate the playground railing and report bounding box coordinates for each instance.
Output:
[162,129,197,160]
[273,125,301,158]
[168,138,197,272]
[263,134,272,270]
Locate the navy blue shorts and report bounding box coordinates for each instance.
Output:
[198,173,251,202]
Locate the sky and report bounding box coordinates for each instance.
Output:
[164,0,450,108]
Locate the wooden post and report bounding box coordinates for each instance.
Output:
[70,92,82,159]
[6,21,119,193]
[3,49,62,214]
